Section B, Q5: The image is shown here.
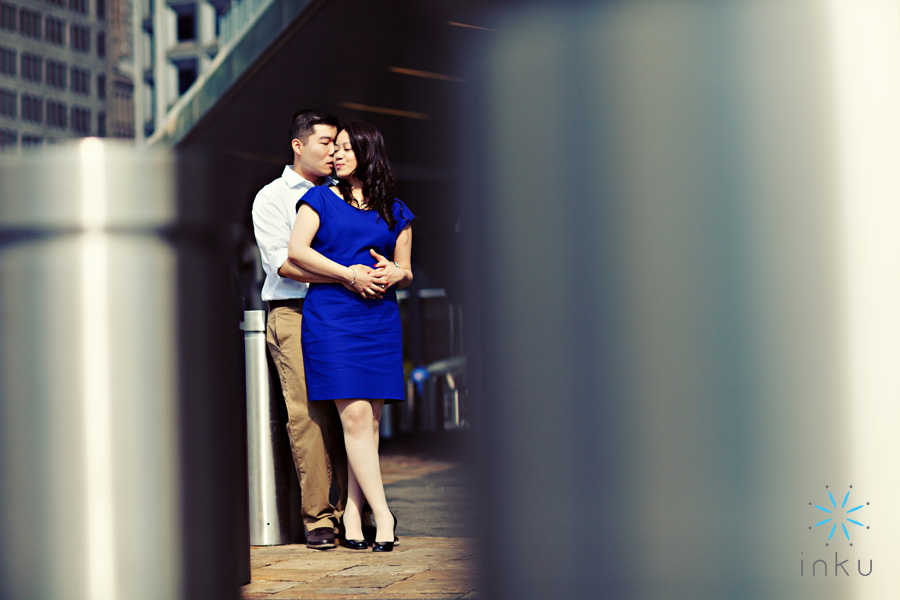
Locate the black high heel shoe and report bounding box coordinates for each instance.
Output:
[372,512,398,553]
[338,518,368,550]
[341,538,368,550]
[363,511,399,546]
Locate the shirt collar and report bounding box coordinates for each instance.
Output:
[281,165,316,190]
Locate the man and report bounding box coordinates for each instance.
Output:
[251,109,352,549]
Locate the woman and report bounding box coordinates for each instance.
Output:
[288,120,413,552]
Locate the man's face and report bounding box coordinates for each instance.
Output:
[296,124,337,179]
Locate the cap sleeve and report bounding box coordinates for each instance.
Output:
[297,186,327,224]
[391,198,415,233]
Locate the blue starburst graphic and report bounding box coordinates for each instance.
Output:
[809,485,869,546]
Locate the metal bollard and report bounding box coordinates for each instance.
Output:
[0,140,247,600]
[463,2,900,599]
[241,309,295,545]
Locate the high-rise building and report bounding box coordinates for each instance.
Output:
[0,0,135,153]
[135,0,228,140]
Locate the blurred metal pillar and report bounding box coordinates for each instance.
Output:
[463,1,900,599]
[0,140,248,599]
[242,309,294,545]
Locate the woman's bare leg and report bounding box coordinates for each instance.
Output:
[335,399,393,543]
[342,462,365,540]
[360,402,383,531]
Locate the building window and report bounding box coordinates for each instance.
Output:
[175,58,197,95]
[0,128,16,152]
[46,0,64,7]
[22,134,42,148]
[45,16,65,45]
[175,6,195,42]
[70,23,89,52]
[71,66,89,94]
[47,60,66,89]
[96,0,104,19]
[21,94,43,123]
[0,45,15,77]
[47,100,67,128]
[68,0,87,15]
[21,53,42,83]
[97,73,106,99]
[71,105,90,134]
[97,31,105,57]
[97,111,105,136]
[0,3,15,32]
[19,8,41,38]
[0,87,16,117]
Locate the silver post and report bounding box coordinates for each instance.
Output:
[0,140,247,599]
[241,309,295,545]
[464,2,900,598]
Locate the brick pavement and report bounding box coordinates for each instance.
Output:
[241,433,479,600]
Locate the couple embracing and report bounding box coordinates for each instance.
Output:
[252,109,412,552]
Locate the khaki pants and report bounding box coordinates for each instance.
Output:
[266,305,347,532]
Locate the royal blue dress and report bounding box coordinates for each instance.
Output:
[299,186,414,403]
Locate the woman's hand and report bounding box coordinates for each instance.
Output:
[345,264,388,299]
[369,248,411,289]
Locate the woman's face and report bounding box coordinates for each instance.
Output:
[333,130,358,180]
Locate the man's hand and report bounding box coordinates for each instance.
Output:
[369,249,408,289]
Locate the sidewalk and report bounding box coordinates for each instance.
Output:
[240,433,479,600]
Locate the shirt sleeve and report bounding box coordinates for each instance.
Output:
[251,185,290,279]
[297,186,327,224]
[391,198,415,234]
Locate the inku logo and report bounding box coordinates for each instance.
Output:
[810,485,869,546]
[800,485,873,577]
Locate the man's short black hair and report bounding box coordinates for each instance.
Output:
[288,109,339,145]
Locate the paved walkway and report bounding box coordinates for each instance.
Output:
[241,433,479,600]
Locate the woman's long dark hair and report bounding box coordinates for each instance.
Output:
[335,120,398,228]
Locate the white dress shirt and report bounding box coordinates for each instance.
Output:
[251,165,316,301]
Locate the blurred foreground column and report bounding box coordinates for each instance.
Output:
[464,1,900,599]
[0,140,248,599]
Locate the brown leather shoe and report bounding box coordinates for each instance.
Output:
[306,527,336,550]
